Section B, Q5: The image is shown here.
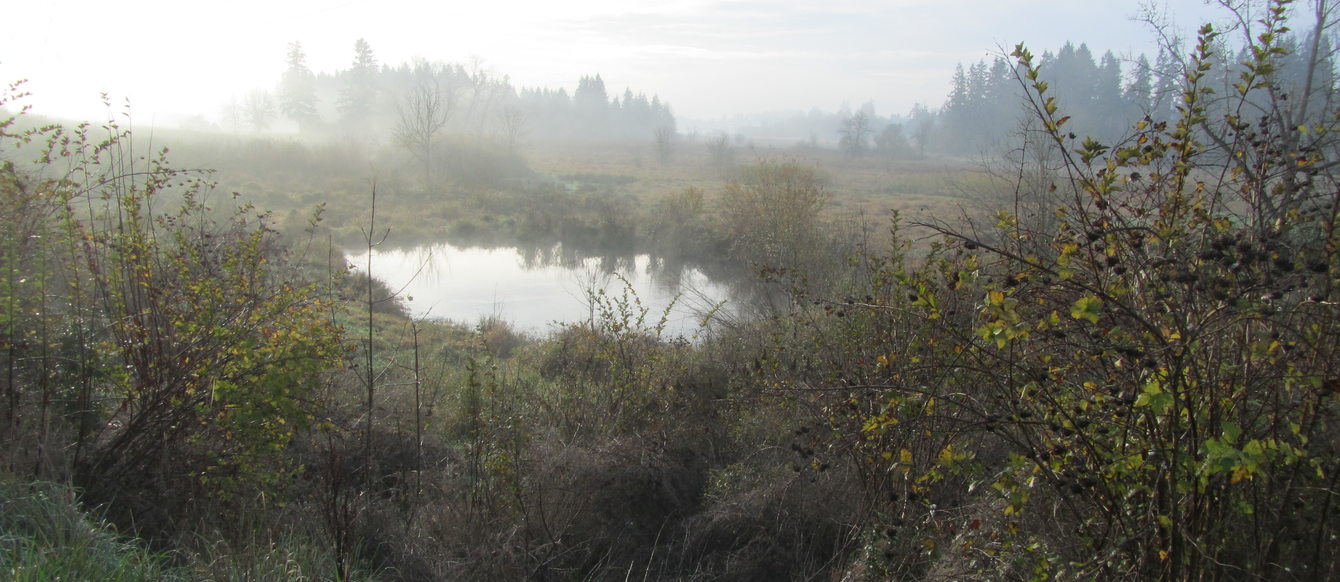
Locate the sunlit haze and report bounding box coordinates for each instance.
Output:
[4,1,1222,127]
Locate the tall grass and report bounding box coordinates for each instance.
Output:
[187,531,382,582]
[0,479,180,581]
[0,478,384,582]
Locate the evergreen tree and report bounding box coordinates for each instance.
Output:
[1093,51,1127,140]
[946,63,971,115]
[983,56,1021,134]
[573,74,610,137]
[1049,42,1098,111]
[340,38,380,128]
[983,57,1014,105]
[650,95,674,131]
[574,74,608,113]
[1125,54,1154,114]
[1279,31,1336,121]
[279,41,319,130]
[941,63,973,151]
[1151,44,1182,122]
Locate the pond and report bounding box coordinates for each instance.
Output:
[348,242,737,338]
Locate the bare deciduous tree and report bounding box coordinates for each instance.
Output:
[497,105,527,151]
[243,90,276,132]
[707,133,734,174]
[461,57,508,136]
[653,126,675,164]
[394,70,454,193]
[838,110,873,157]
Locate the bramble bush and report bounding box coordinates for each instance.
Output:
[780,4,1340,579]
[0,83,343,538]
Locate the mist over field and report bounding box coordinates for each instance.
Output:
[3,1,1340,580]
[3,1,1225,125]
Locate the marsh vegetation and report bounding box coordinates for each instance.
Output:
[3,2,1340,580]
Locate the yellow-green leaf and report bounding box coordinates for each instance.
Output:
[1070,295,1103,323]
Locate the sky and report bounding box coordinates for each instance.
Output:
[1,1,1230,127]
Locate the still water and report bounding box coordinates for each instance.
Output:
[348,243,734,337]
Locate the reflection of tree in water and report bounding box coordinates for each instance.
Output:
[641,250,800,330]
[365,238,796,335]
[598,253,637,275]
[514,241,637,273]
[511,241,765,331]
[645,255,683,289]
[641,252,807,332]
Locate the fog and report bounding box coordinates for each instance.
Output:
[3,0,1224,128]
[8,1,1340,579]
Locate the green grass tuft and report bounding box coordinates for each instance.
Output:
[0,479,181,582]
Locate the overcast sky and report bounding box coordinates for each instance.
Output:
[2,1,1229,126]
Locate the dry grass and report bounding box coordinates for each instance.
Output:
[524,139,988,235]
[150,131,991,255]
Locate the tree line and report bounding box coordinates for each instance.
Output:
[227,39,676,145]
[821,29,1337,160]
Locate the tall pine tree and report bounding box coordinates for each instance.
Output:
[340,38,379,130]
[279,41,319,130]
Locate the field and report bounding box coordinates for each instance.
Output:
[159,128,994,253]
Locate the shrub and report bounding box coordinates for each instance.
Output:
[794,9,1340,579]
[719,160,834,276]
[0,85,344,538]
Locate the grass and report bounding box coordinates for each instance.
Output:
[186,532,382,582]
[523,139,992,251]
[154,130,991,255]
[0,478,384,582]
[0,479,181,581]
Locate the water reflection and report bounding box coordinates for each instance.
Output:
[347,242,735,337]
